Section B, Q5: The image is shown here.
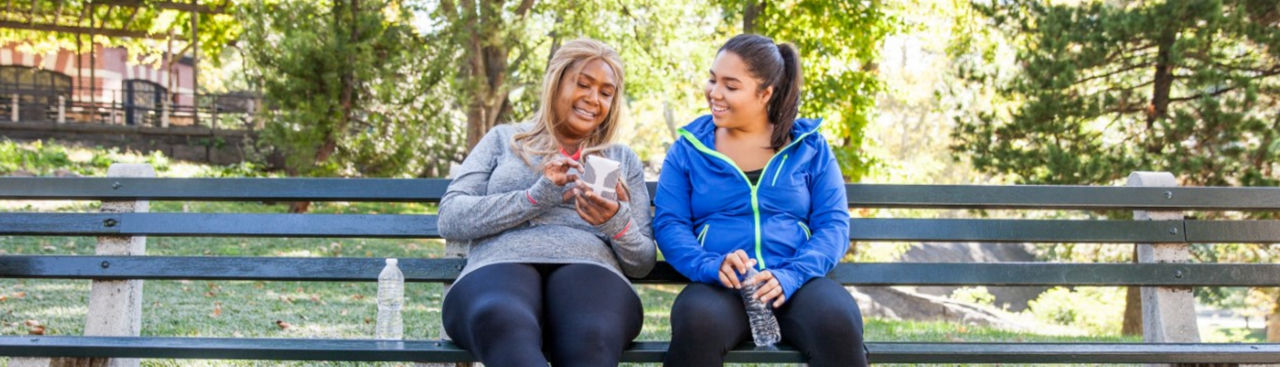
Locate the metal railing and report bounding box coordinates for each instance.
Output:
[0,88,261,131]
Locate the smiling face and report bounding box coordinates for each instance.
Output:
[553,58,618,142]
[705,51,773,129]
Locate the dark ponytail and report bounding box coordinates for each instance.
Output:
[718,34,803,151]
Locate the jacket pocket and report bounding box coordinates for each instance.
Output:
[770,154,790,186]
[697,224,710,247]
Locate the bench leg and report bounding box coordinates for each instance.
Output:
[416,240,476,367]
[78,164,155,367]
[1128,172,1210,367]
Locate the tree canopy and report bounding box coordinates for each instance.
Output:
[953,0,1280,186]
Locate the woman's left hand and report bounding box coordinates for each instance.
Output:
[747,270,787,308]
[572,179,624,225]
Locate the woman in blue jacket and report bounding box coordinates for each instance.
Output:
[653,34,866,366]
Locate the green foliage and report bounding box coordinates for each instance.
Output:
[948,0,1280,317]
[0,139,121,176]
[0,140,74,175]
[950,286,997,306]
[412,0,895,177]
[952,0,1280,186]
[0,0,243,71]
[1026,286,1127,335]
[198,162,271,178]
[146,150,172,173]
[719,0,899,181]
[239,0,464,177]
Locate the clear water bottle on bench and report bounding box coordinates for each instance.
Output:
[376,258,404,339]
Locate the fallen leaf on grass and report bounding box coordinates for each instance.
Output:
[352,294,365,300]
[210,302,222,317]
[14,292,25,298]
[28,325,45,335]
[364,317,372,324]
[275,320,292,330]
[24,320,40,327]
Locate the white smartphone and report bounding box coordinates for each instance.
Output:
[582,155,621,200]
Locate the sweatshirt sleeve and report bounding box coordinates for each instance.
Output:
[437,127,563,241]
[592,149,657,278]
[770,137,851,299]
[652,142,726,284]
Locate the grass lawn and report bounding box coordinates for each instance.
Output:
[1,200,1140,366]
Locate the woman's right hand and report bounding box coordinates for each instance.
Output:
[542,157,584,186]
[718,250,753,289]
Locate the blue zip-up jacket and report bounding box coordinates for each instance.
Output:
[653,114,851,299]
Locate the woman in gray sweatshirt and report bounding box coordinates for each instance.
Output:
[436,38,657,367]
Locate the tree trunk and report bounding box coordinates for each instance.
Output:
[1269,292,1280,342]
[1145,23,1176,154]
[742,1,761,33]
[1121,245,1143,335]
[462,0,514,151]
[1121,286,1143,335]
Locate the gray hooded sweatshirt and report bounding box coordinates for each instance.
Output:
[437,122,657,284]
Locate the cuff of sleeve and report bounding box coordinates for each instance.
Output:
[771,268,801,299]
[595,202,633,239]
[699,253,729,285]
[527,176,561,208]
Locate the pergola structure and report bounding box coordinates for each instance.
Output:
[0,0,234,127]
[0,1,228,39]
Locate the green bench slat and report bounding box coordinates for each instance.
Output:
[865,342,1280,363]
[0,213,437,238]
[5,177,1280,210]
[849,218,1186,243]
[7,213,1280,243]
[1186,220,1280,243]
[5,256,1280,286]
[0,213,1247,243]
[845,184,1280,210]
[3,336,1278,363]
[0,256,467,282]
[0,177,452,202]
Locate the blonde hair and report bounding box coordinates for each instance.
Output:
[511,38,626,165]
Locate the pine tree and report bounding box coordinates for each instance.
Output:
[954,0,1280,186]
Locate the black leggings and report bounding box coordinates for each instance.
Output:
[442,263,643,367]
[664,277,868,367]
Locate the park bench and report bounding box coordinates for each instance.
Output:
[3,163,1280,364]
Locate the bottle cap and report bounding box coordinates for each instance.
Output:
[386,258,398,265]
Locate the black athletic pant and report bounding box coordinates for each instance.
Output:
[664,277,868,366]
[442,263,643,367]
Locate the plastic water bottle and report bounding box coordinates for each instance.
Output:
[376,258,404,339]
[739,264,781,349]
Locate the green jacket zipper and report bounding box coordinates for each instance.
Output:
[677,128,819,270]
